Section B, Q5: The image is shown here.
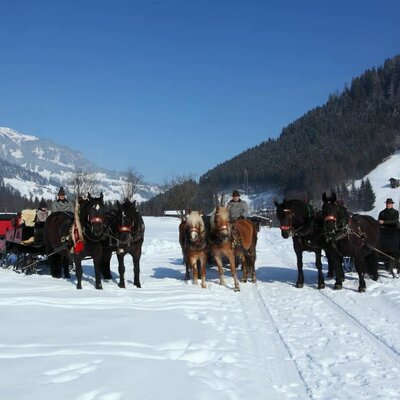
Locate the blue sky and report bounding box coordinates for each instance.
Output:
[1,0,399,184]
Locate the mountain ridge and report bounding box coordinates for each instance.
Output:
[0,127,160,202]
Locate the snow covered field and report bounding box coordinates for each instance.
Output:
[1,216,400,400]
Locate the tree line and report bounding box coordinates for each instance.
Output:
[198,54,400,201]
[334,178,376,212]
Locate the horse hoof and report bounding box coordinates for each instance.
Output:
[134,283,141,288]
[295,282,304,288]
[96,285,103,290]
[318,283,325,289]
[333,284,342,290]
[118,282,126,288]
[76,284,82,290]
[358,287,366,293]
[241,278,247,283]
[234,287,240,292]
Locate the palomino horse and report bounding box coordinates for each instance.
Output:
[322,192,380,292]
[179,210,208,288]
[274,199,327,289]
[74,193,109,289]
[209,206,257,291]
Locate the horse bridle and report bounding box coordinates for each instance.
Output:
[212,213,232,243]
[83,203,107,240]
[279,208,294,233]
[185,223,206,250]
[323,202,351,240]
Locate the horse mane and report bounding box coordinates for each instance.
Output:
[210,206,229,230]
[186,211,204,230]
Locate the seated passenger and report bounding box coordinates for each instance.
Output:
[35,199,49,224]
[34,199,49,245]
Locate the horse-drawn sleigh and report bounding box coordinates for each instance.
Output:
[1,209,50,274]
[1,196,145,289]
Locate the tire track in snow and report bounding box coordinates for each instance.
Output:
[255,228,400,399]
[317,290,400,361]
[252,283,315,400]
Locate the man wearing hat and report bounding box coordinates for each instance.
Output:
[51,187,74,213]
[378,198,399,227]
[227,190,249,221]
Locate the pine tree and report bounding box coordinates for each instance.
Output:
[363,178,376,211]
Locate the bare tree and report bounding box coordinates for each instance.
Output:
[121,168,142,201]
[163,174,198,218]
[68,167,100,199]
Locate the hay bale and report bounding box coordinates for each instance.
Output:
[22,209,36,227]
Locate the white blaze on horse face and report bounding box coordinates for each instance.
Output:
[187,211,204,242]
[190,230,198,241]
[94,204,100,211]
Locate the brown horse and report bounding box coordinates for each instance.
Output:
[233,218,258,282]
[179,211,208,288]
[209,206,257,291]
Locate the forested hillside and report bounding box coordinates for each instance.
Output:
[199,55,400,199]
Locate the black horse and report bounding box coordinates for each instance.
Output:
[44,211,74,278]
[107,199,145,288]
[321,192,380,292]
[274,199,328,289]
[74,193,109,289]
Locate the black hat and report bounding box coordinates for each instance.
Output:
[39,199,47,209]
[385,198,395,204]
[58,187,65,196]
[231,190,240,197]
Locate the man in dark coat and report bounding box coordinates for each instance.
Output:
[378,198,399,277]
[378,198,399,227]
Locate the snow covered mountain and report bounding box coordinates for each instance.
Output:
[0,127,160,202]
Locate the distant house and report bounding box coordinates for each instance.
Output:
[389,178,400,188]
[163,210,182,218]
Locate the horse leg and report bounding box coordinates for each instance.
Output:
[315,249,325,289]
[184,255,190,281]
[200,253,207,288]
[326,252,335,278]
[93,253,103,290]
[132,246,142,288]
[228,252,240,292]
[191,257,198,286]
[117,253,126,288]
[50,253,61,278]
[331,252,344,290]
[354,257,366,293]
[365,251,379,281]
[241,253,248,282]
[62,255,70,279]
[213,253,225,286]
[293,241,304,288]
[101,248,113,280]
[75,255,83,289]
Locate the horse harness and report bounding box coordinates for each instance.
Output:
[184,224,207,252]
[324,211,368,244]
